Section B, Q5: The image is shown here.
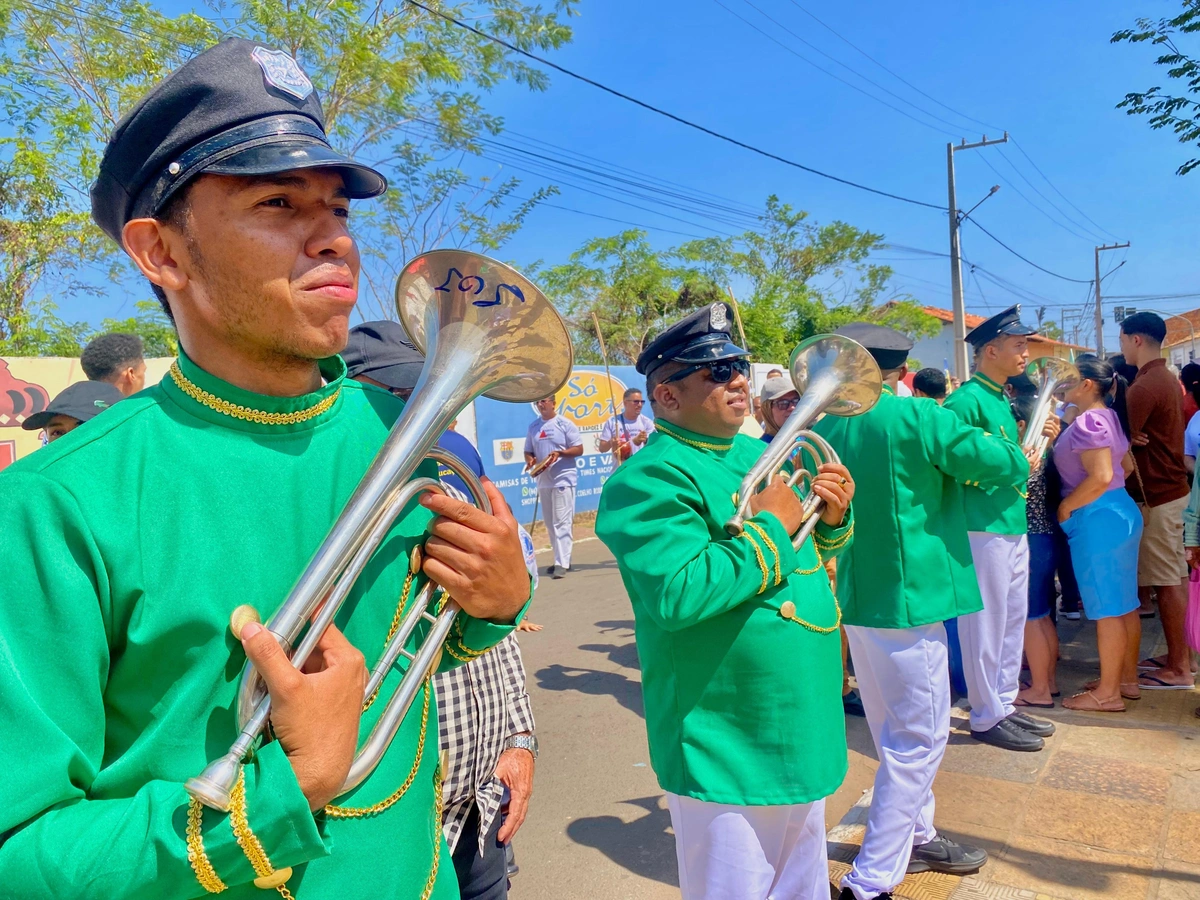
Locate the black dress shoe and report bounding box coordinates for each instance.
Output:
[545,565,555,576]
[837,889,892,900]
[1007,710,1055,737]
[552,567,566,580]
[971,718,1044,751]
[906,835,988,874]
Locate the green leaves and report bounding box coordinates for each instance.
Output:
[1112,0,1200,175]
[543,198,939,367]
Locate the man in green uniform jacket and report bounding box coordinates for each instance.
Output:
[814,323,1029,899]
[0,39,532,899]
[942,305,1058,754]
[597,304,856,900]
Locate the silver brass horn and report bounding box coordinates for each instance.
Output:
[185,249,574,811]
[725,334,882,550]
[1022,355,1079,460]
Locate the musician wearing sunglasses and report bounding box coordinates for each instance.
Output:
[0,41,532,900]
[597,303,856,899]
[758,375,800,443]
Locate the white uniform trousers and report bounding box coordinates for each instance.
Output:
[959,532,1029,731]
[538,483,576,569]
[842,624,950,900]
[666,793,829,900]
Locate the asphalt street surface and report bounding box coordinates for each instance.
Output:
[507,538,878,899]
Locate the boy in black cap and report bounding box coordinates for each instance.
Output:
[942,305,1058,753]
[22,380,124,442]
[0,39,531,899]
[816,323,1029,897]
[597,303,857,899]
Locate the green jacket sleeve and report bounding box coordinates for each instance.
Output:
[923,402,1030,488]
[812,505,855,560]
[0,472,330,899]
[596,461,800,632]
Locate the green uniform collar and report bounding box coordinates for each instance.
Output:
[163,348,346,433]
[881,383,896,396]
[970,371,1006,395]
[654,419,737,454]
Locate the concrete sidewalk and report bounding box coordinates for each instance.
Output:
[832,613,1200,900]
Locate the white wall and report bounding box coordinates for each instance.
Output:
[909,323,955,372]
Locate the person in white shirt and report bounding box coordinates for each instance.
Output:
[598,388,655,460]
[525,397,584,578]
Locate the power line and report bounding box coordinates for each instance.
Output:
[960,215,1094,283]
[403,0,945,210]
[1009,138,1122,242]
[993,146,1110,243]
[973,151,1096,244]
[782,0,1001,134]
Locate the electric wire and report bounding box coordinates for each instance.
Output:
[959,215,1094,283]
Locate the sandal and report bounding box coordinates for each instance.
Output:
[1063,690,1126,712]
[1014,696,1055,709]
[1139,656,1199,673]
[1083,678,1142,700]
[1138,673,1196,691]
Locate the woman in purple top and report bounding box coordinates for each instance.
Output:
[1053,355,1142,712]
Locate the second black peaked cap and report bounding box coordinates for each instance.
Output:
[966,304,1037,349]
[835,322,913,370]
[90,38,387,243]
[636,303,749,376]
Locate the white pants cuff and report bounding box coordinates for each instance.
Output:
[666,793,829,900]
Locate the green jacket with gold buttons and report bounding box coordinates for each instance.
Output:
[596,420,852,806]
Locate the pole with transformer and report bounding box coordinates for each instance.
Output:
[1094,242,1130,355]
[947,133,1009,381]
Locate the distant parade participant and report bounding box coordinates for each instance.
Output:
[81,332,147,396]
[815,323,1028,898]
[598,387,654,459]
[0,39,533,898]
[525,396,584,578]
[758,374,800,443]
[597,303,856,900]
[21,380,124,443]
[912,367,948,402]
[942,305,1059,752]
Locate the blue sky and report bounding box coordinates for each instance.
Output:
[71,0,1199,352]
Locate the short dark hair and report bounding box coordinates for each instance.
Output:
[1181,362,1200,388]
[81,333,144,382]
[1011,393,1037,427]
[623,387,643,399]
[912,367,947,399]
[1120,311,1166,344]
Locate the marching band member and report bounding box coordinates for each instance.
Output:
[942,306,1059,752]
[0,39,531,898]
[596,304,855,900]
[598,387,654,459]
[815,323,1028,898]
[524,397,583,578]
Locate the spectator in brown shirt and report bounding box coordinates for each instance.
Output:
[1120,312,1195,690]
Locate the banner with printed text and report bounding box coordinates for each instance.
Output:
[474,365,647,517]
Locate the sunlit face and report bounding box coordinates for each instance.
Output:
[653,364,749,437]
[536,397,557,419]
[622,392,645,418]
[44,414,81,442]
[154,169,361,363]
[983,335,1029,379]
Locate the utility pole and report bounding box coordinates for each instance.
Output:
[948,133,1009,381]
[1094,241,1130,355]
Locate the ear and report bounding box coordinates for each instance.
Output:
[122,217,189,294]
[898,363,909,379]
[652,381,681,413]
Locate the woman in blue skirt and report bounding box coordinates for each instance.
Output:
[1054,355,1142,712]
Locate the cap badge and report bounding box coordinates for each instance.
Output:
[252,46,314,101]
[93,400,109,409]
[710,303,727,330]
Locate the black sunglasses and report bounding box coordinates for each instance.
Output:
[663,358,751,385]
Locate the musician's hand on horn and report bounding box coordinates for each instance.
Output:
[749,474,805,536]
[240,620,367,811]
[811,462,854,526]
[421,478,530,623]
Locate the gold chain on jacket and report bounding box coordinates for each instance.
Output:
[654,421,733,452]
[229,769,296,898]
[186,796,228,893]
[169,360,339,426]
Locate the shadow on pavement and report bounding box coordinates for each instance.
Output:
[566,795,679,888]
[579,641,640,670]
[535,663,645,717]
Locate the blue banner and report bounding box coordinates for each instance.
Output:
[474,365,647,518]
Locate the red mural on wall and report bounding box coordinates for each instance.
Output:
[0,359,50,428]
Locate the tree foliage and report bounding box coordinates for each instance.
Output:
[1112,1,1200,175]
[0,297,176,356]
[0,0,577,338]
[545,197,938,366]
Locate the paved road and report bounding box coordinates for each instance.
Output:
[507,538,878,900]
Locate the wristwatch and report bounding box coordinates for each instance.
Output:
[504,733,539,759]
